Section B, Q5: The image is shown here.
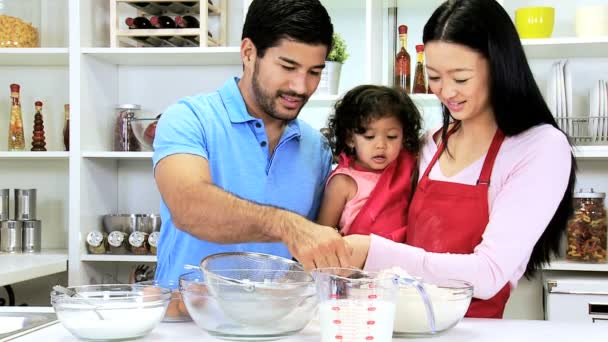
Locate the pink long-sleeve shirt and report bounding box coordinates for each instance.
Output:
[364,124,572,299]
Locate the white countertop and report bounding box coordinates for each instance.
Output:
[4,307,607,342]
[0,250,67,287]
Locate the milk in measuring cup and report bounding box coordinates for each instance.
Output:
[319,299,396,342]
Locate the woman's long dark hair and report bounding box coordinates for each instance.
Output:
[423,0,576,277]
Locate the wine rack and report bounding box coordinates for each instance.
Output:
[110,0,226,48]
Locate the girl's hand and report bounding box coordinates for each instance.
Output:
[344,234,372,269]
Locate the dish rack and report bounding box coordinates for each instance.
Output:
[557,116,608,144]
[110,0,227,48]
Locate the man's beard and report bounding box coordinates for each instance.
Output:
[251,62,308,122]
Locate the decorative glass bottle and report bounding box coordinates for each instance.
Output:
[63,104,70,151]
[413,45,428,94]
[8,84,25,151]
[31,101,47,151]
[394,25,411,93]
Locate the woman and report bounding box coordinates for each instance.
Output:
[346,0,576,319]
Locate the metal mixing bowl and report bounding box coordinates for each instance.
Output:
[50,284,171,341]
[179,270,317,341]
[102,214,137,234]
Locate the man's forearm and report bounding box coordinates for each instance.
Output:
[169,182,302,244]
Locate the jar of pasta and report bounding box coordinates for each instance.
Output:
[566,189,607,263]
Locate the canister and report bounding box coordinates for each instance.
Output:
[14,188,37,220]
[566,189,607,263]
[0,189,8,221]
[22,220,41,253]
[1,220,23,253]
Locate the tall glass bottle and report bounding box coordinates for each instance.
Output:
[394,25,411,94]
[413,44,427,94]
[8,84,25,151]
[63,104,69,151]
[31,101,47,151]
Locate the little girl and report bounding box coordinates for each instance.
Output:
[317,85,422,242]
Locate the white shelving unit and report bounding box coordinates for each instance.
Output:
[0,250,68,287]
[3,1,607,321]
[544,259,608,272]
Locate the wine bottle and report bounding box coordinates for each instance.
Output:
[150,16,176,29]
[125,16,152,29]
[175,15,199,28]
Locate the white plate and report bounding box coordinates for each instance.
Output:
[555,62,565,129]
[589,81,599,142]
[600,81,606,142]
[546,63,558,117]
[563,60,573,135]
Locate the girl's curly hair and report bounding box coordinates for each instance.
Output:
[327,85,423,158]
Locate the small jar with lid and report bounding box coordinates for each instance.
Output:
[114,104,141,152]
[566,189,607,263]
[86,231,108,254]
[128,231,149,255]
[107,230,128,254]
[148,231,160,255]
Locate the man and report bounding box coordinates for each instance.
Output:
[153,0,350,282]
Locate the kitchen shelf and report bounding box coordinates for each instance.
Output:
[307,93,439,107]
[0,48,69,66]
[308,94,340,107]
[543,259,608,272]
[81,254,157,262]
[81,151,153,159]
[81,47,241,66]
[411,93,440,106]
[0,249,68,286]
[522,37,608,59]
[0,152,69,160]
[572,145,608,160]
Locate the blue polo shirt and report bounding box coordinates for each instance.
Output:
[152,77,333,282]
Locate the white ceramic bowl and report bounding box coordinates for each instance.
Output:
[393,279,473,336]
[51,284,171,341]
[575,5,608,38]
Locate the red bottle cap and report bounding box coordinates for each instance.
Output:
[35,101,43,106]
[150,16,159,25]
[10,84,20,92]
[398,25,408,34]
[125,17,134,27]
[416,44,424,52]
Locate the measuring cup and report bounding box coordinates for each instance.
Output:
[312,268,436,341]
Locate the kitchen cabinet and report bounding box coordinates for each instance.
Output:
[2,0,608,321]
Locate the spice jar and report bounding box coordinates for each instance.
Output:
[114,104,141,151]
[108,230,128,254]
[566,189,607,263]
[148,231,160,255]
[128,231,149,255]
[86,231,108,254]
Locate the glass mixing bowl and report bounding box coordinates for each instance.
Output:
[50,284,171,341]
[179,270,317,341]
[393,278,473,337]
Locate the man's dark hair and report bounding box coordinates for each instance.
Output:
[242,0,334,58]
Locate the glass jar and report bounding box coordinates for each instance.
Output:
[114,104,141,151]
[107,230,128,254]
[86,231,108,254]
[148,231,160,255]
[566,189,607,263]
[128,231,149,255]
[0,0,41,48]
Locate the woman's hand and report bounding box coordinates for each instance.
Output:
[344,234,372,269]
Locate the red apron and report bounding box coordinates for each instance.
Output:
[406,130,511,318]
[335,150,416,242]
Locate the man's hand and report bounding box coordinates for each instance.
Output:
[285,220,352,271]
[344,234,372,269]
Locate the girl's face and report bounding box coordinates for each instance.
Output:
[425,41,493,123]
[349,115,404,171]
